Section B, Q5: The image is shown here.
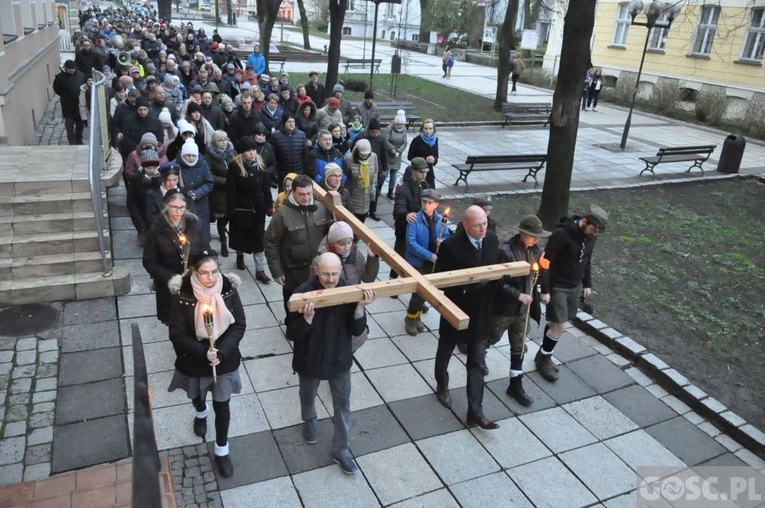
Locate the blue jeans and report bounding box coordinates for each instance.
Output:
[299,371,351,456]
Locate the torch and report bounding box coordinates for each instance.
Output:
[179,234,190,273]
[202,303,218,383]
[521,252,550,341]
[431,206,451,273]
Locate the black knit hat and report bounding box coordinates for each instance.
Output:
[189,249,219,269]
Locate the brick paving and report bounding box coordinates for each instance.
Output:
[168,444,223,508]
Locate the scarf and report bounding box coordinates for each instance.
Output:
[191,273,236,342]
[207,141,234,162]
[419,131,437,148]
[358,159,370,191]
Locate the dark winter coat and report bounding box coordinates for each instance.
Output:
[226,108,260,150]
[296,101,318,142]
[495,234,543,324]
[541,217,596,292]
[269,127,308,180]
[121,113,164,155]
[258,104,284,132]
[204,142,235,217]
[435,229,499,344]
[74,49,103,75]
[226,155,273,254]
[201,104,225,131]
[305,81,326,107]
[168,272,245,377]
[127,170,162,232]
[304,145,344,183]
[177,155,214,234]
[53,69,87,119]
[407,135,439,188]
[287,277,366,379]
[254,139,278,185]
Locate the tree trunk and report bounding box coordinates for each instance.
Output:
[296,0,312,49]
[226,0,233,25]
[493,0,519,111]
[326,0,348,91]
[257,0,282,74]
[537,0,596,229]
[158,0,173,22]
[523,0,532,29]
[419,0,430,44]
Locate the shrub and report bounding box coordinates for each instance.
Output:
[694,90,727,124]
[650,81,681,116]
[743,98,765,140]
[340,77,368,92]
[518,68,554,90]
[602,73,636,107]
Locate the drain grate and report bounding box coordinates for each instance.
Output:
[0,304,61,337]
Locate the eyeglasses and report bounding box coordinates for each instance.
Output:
[168,205,187,212]
[319,272,340,278]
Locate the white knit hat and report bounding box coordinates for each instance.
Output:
[158,107,172,125]
[393,109,406,125]
[181,138,198,157]
[327,221,354,244]
[177,119,196,135]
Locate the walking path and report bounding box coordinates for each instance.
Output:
[1,21,763,507]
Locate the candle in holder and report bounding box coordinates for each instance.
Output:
[431,206,451,273]
[179,234,190,273]
[202,303,218,383]
[521,253,550,340]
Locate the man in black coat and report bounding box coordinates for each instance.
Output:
[74,39,103,76]
[120,96,164,162]
[226,94,259,151]
[53,60,87,145]
[269,115,308,185]
[434,205,501,430]
[200,90,225,131]
[391,157,430,278]
[286,252,375,475]
[305,71,325,107]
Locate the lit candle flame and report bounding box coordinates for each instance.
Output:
[202,303,213,315]
[179,234,188,245]
[443,206,451,218]
[532,263,539,272]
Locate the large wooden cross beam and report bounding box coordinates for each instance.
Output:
[286,183,530,330]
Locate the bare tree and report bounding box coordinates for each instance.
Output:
[296,0,312,49]
[158,0,173,22]
[325,0,349,90]
[493,0,520,111]
[423,0,478,46]
[257,0,282,74]
[225,0,234,25]
[537,0,596,229]
[419,0,431,43]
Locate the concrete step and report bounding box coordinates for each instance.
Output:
[0,211,100,235]
[6,191,100,216]
[8,251,105,279]
[0,266,131,305]
[0,229,110,257]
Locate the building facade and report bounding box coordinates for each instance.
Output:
[0,0,61,145]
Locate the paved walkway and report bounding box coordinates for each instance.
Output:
[0,21,763,507]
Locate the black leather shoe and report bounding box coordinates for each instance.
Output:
[193,417,207,438]
[457,342,468,354]
[466,412,499,430]
[215,454,234,478]
[436,386,451,408]
[368,213,381,221]
[506,377,533,407]
[236,255,245,270]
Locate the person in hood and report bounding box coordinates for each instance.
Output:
[53,60,87,145]
[177,137,214,244]
[258,93,284,132]
[296,100,318,144]
[279,87,299,118]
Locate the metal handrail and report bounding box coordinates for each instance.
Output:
[88,69,112,277]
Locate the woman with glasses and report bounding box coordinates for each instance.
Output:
[168,249,245,479]
[143,189,210,325]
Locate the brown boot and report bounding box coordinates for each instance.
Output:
[506,376,533,406]
[415,316,424,333]
[404,315,418,336]
[534,350,559,382]
[255,271,271,284]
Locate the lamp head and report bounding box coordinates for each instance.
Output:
[668,2,682,21]
[628,0,644,18]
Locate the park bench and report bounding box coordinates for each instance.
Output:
[343,58,382,73]
[269,55,287,73]
[452,154,547,191]
[502,102,552,127]
[638,145,716,177]
[350,101,421,130]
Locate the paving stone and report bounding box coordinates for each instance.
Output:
[353,337,410,370]
[6,405,29,422]
[55,378,124,424]
[242,354,298,392]
[719,410,747,428]
[451,471,534,508]
[37,339,58,353]
[23,462,51,481]
[292,463,379,508]
[356,443,442,506]
[37,364,57,379]
[0,437,26,465]
[33,402,55,414]
[39,350,59,364]
[560,442,636,500]
[740,424,765,448]
[9,393,29,406]
[0,339,15,350]
[62,321,121,352]
[614,336,646,357]
[64,298,117,325]
[220,477,302,508]
[417,429,499,485]
[52,415,129,472]
[645,417,727,466]
[28,411,54,429]
[471,416,552,469]
[272,420,335,475]
[563,395,639,440]
[388,394,464,441]
[27,426,53,446]
[641,353,670,371]
[527,365,596,405]
[734,449,765,468]
[604,430,685,472]
[349,404,411,457]
[15,350,36,366]
[603,491,638,508]
[2,421,26,438]
[117,294,157,319]
[509,456,598,508]
[0,351,13,363]
[208,431,288,490]
[586,319,607,330]
[700,452,748,467]
[715,433,743,453]
[0,463,23,484]
[32,390,56,404]
[603,385,677,428]
[606,353,631,368]
[699,396,727,415]
[661,368,689,387]
[365,363,433,403]
[449,382,514,426]
[683,411,705,425]
[567,355,634,394]
[24,443,51,465]
[661,395,692,415]
[485,376,557,416]
[550,336,597,364]
[13,365,36,378]
[59,348,123,386]
[519,407,598,454]
[624,367,653,387]
[35,377,57,392]
[645,383,669,398]
[15,338,37,351]
[389,489,460,507]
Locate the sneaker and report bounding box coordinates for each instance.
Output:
[215,454,234,478]
[592,108,598,112]
[332,453,358,475]
[303,420,317,444]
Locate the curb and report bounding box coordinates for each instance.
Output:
[572,313,765,459]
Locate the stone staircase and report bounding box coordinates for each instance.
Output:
[0,146,130,305]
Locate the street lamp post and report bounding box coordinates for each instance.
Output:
[619,0,681,149]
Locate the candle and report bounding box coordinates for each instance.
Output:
[202,303,217,383]
[179,234,190,273]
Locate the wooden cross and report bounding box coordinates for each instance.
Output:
[286,183,530,330]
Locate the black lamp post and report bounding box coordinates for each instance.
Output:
[619,0,681,149]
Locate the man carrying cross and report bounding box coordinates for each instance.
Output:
[433,205,500,430]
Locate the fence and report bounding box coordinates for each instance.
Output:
[88,69,113,277]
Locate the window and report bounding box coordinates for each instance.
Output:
[740,8,765,61]
[648,12,669,50]
[613,3,631,46]
[692,5,720,55]
[342,26,351,35]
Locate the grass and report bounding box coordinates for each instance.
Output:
[286,73,504,123]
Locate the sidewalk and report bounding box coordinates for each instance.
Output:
[1,25,764,507]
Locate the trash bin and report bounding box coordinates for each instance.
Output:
[391,54,401,74]
[717,133,746,174]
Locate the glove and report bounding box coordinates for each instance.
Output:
[266,207,274,217]
[475,279,491,290]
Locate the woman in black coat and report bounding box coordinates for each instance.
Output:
[406,119,439,189]
[205,130,235,257]
[167,250,245,479]
[227,137,274,283]
[142,189,210,324]
[146,163,181,227]
[252,122,278,186]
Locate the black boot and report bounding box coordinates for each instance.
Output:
[220,238,229,258]
[368,200,381,221]
[193,417,207,438]
[236,254,245,270]
[506,376,533,406]
[217,223,229,257]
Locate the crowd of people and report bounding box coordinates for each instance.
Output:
[58,4,611,481]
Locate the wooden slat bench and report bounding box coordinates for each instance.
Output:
[639,145,716,177]
[269,55,287,73]
[452,154,547,190]
[502,102,552,127]
[343,58,382,73]
[350,101,421,130]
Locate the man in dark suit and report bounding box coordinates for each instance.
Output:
[433,205,500,430]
